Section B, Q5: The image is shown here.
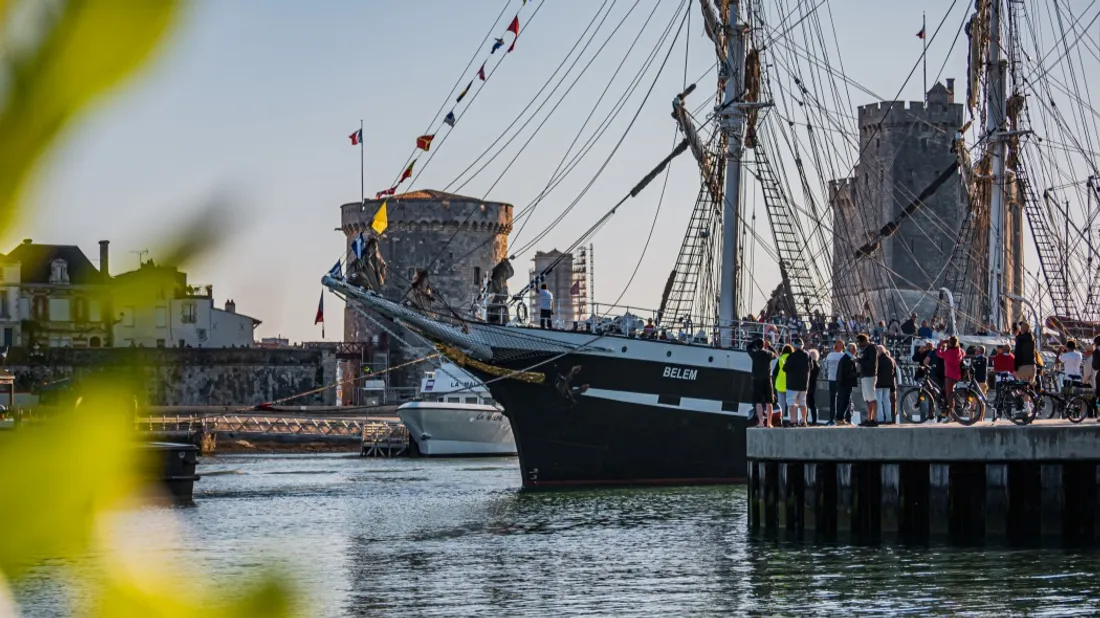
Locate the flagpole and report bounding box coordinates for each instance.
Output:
[922,12,927,102]
[359,119,365,204]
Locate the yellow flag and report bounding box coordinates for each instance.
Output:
[371,200,388,235]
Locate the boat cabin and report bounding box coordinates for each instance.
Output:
[418,363,497,407]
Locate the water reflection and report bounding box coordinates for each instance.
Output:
[12,454,1100,617]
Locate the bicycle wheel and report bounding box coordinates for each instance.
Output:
[1036,393,1060,420]
[1066,395,1089,423]
[901,387,937,423]
[950,387,985,425]
[1005,387,1038,426]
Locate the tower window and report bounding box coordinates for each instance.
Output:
[473,266,481,286]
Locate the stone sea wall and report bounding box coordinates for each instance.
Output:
[5,347,337,406]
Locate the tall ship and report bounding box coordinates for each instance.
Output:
[327,0,1100,487]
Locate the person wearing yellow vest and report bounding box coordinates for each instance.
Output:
[772,344,793,426]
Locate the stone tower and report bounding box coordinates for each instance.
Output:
[340,190,512,393]
[830,80,1020,324]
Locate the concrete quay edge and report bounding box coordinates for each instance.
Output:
[746,421,1100,462]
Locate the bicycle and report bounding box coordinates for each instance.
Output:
[900,369,946,423]
[1033,369,1091,421]
[981,372,1039,425]
[944,360,987,425]
[1064,385,1099,423]
[1034,368,1068,420]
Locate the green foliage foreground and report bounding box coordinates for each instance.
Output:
[0,1,296,615]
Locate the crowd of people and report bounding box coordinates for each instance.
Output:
[746,321,1100,428]
[748,333,900,428]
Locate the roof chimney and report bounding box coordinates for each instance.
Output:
[946,78,955,103]
[225,299,236,314]
[22,239,31,245]
[99,240,110,277]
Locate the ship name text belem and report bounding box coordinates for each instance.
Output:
[662,366,698,381]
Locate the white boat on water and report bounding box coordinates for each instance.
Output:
[398,363,516,457]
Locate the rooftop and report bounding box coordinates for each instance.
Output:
[5,241,106,284]
[342,189,512,209]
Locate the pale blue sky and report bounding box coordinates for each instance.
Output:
[21,0,973,341]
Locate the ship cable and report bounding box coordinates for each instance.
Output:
[422,0,690,286]
[398,0,549,195]
[511,4,692,257]
[382,0,514,194]
[438,0,618,196]
[421,0,646,276]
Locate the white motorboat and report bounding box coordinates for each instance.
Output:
[398,363,516,457]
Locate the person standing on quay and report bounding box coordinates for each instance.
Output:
[1014,321,1037,383]
[773,344,793,425]
[1093,336,1100,402]
[857,334,878,426]
[875,344,896,424]
[749,339,777,427]
[1059,340,1083,386]
[824,339,845,425]
[836,343,859,425]
[937,336,966,417]
[783,339,811,427]
[807,348,821,425]
[538,283,554,329]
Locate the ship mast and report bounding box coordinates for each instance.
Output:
[717,0,747,346]
[985,0,1008,330]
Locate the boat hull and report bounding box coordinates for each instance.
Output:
[461,348,754,488]
[398,403,517,457]
[485,377,750,487]
[323,279,756,487]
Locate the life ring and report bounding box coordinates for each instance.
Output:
[514,302,529,324]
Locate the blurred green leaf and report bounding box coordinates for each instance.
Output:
[0,0,182,236]
[158,197,238,269]
[89,572,294,618]
[0,384,150,580]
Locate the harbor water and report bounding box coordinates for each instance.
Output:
[13,454,1100,616]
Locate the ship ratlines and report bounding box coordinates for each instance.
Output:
[327,0,1100,487]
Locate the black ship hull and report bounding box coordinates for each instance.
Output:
[464,347,755,488]
[323,279,757,489]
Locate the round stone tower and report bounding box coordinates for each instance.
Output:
[340,190,513,393]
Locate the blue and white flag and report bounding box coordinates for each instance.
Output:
[327,260,343,279]
[351,232,366,261]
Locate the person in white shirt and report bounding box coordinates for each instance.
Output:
[824,339,846,426]
[1059,339,1084,386]
[538,284,554,329]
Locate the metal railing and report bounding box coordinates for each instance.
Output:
[136,414,387,438]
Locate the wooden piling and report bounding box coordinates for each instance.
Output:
[985,463,1008,537]
[880,463,900,536]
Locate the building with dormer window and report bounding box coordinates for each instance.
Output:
[4,239,111,348]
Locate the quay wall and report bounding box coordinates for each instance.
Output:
[4,347,337,406]
[746,423,1100,544]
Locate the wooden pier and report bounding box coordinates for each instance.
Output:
[137,412,408,456]
[746,420,1100,544]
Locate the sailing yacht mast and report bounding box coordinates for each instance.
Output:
[985,0,1008,330]
[718,0,747,345]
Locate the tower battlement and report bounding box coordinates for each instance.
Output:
[339,189,513,391]
[856,80,962,130]
[341,190,513,236]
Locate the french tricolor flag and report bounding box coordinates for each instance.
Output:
[349,128,362,145]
